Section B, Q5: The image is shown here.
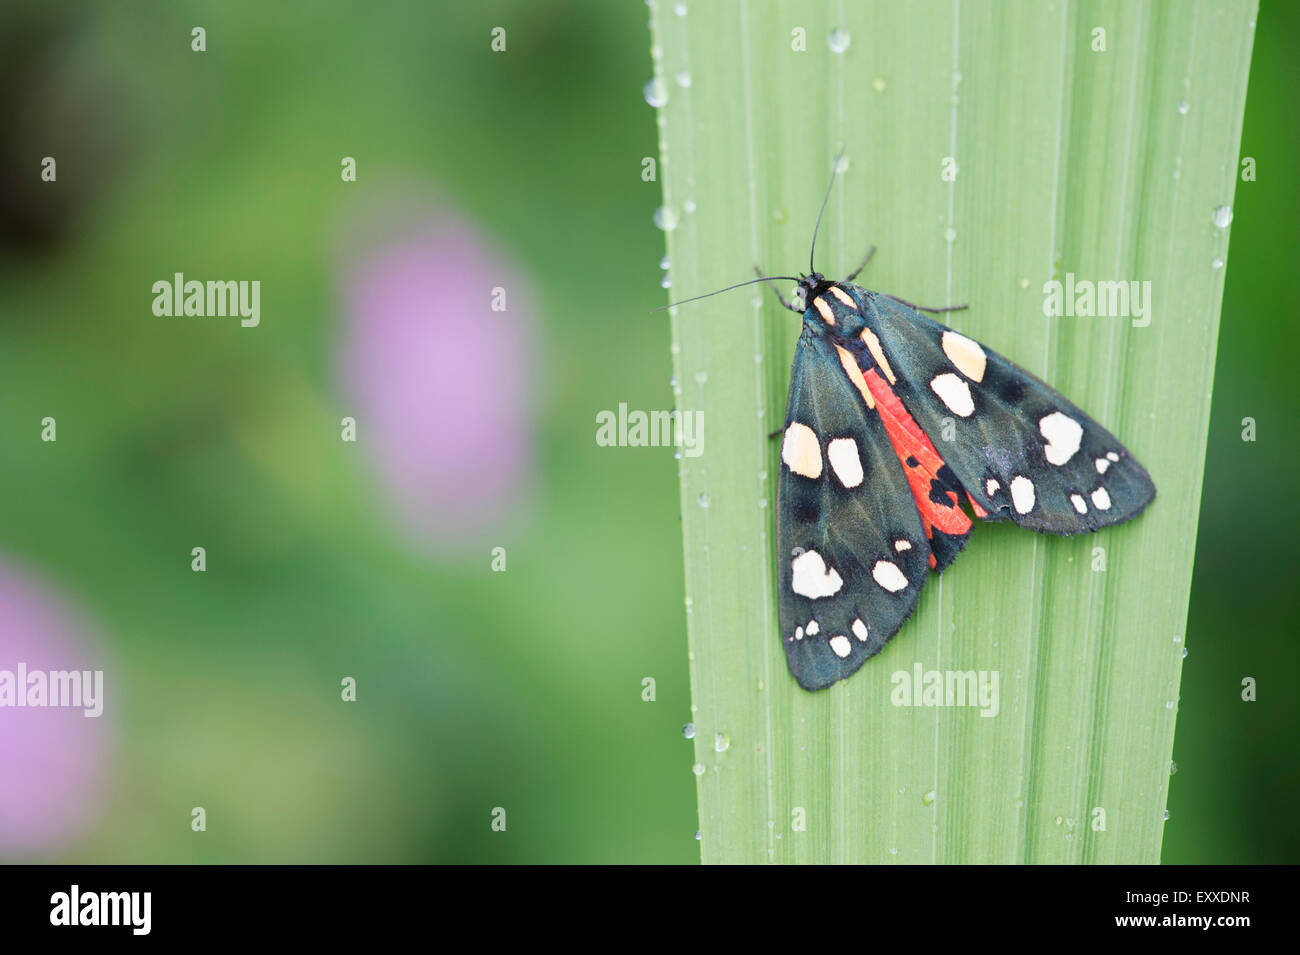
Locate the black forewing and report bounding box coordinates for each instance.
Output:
[860,291,1155,533]
[777,328,931,691]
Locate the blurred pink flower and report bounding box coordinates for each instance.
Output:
[0,558,113,857]
[338,207,538,547]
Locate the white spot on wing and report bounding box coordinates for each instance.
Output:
[795,626,803,640]
[1096,457,1110,474]
[805,620,820,636]
[827,437,865,488]
[1039,411,1083,466]
[1070,494,1087,514]
[1091,486,1112,510]
[1107,451,1120,462]
[781,422,822,479]
[941,331,987,382]
[852,619,869,642]
[872,560,909,593]
[894,539,911,552]
[791,550,843,598]
[985,478,1000,496]
[829,635,852,658]
[1010,475,1036,514]
[930,372,974,417]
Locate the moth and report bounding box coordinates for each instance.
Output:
[664,161,1155,691]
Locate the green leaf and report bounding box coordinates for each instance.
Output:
[651,0,1256,863]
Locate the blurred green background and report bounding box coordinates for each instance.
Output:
[0,0,1293,863]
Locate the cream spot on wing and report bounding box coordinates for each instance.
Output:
[835,345,876,409]
[1010,475,1036,514]
[806,620,820,636]
[812,296,835,325]
[1096,457,1110,474]
[941,331,987,382]
[872,560,909,593]
[781,422,822,479]
[795,626,804,640]
[829,286,857,309]
[1071,494,1087,515]
[829,635,852,658]
[930,372,974,417]
[1107,451,1120,462]
[894,539,912,552]
[1039,411,1083,466]
[852,618,869,642]
[791,550,843,599]
[827,437,864,488]
[859,327,897,384]
[1091,486,1112,511]
[985,478,1001,496]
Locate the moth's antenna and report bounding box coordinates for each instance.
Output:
[653,275,801,313]
[809,149,846,274]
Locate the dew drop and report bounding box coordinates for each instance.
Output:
[697,492,709,508]
[827,28,851,53]
[922,789,936,807]
[1054,815,1063,826]
[889,847,899,856]
[714,733,730,753]
[1213,205,1233,228]
[683,198,697,214]
[674,2,688,15]
[682,722,696,739]
[835,154,850,174]
[692,762,705,776]
[772,207,788,224]
[660,254,671,270]
[675,70,692,88]
[673,449,682,460]
[694,830,702,840]
[1170,760,1178,775]
[1173,633,1182,643]
[944,227,957,243]
[1019,277,1030,289]
[669,374,678,388]
[653,205,680,231]
[650,44,663,62]
[872,77,886,93]
[643,77,669,108]
[1212,256,1224,270]
[1177,99,1189,115]
[684,595,693,613]
[694,370,708,384]
[1165,700,1175,710]
[660,275,671,288]
[1182,646,1189,658]
[758,498,767,509]
[1163,809,1171,821]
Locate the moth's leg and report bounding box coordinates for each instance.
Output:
[883,292,968,314]
[844,245,877,283]
[754,267,802,313]
[767,427,782,441]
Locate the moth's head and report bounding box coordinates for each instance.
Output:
[795,272,830,308]
[800,278,868,337]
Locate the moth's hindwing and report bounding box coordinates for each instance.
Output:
[776,328,930,691]
[853,287,1156,533]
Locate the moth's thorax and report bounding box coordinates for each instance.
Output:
[801,279,870,337]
